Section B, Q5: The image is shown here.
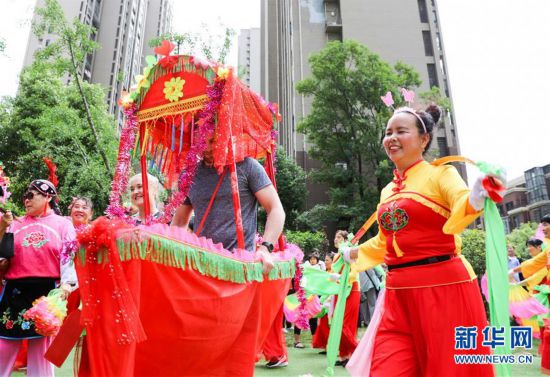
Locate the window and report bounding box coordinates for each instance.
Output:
[525,167,549,203]
[436,137,449,157]
[427,64,438,88]
[417,0,429,23]
[422,31,434,56]
[505,202,514,211]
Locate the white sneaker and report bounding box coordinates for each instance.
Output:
[265,356,288,368]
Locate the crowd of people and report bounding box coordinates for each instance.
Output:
[2,96,547,377]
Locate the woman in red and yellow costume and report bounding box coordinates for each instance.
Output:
[510,216,550,374]
[345,102,495,376]
[511,217,550,288]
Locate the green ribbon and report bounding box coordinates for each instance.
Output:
[479,161,510,377]
[324,239,353,376]
[484,199,511,376]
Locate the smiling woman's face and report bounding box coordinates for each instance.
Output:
[382,112,428,170]
[129,174,158,213]
[70,199,93,225]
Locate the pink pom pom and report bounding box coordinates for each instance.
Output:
[22,290,67,336]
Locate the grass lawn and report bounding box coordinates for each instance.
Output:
[12,328,543,376]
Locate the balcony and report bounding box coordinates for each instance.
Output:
[325,4,342,33]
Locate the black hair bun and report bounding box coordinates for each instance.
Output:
[425,104,442,124]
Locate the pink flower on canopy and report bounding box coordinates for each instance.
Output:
[400,88,415,104]
[380,91,394,107]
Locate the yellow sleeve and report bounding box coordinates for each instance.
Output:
[438,165,482,234]
[521,250,548,278]
[352,226,387,273]
[523,268,548,291]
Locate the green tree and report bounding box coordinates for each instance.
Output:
[419,86,452,113]
[273,147,306,230]
[258,147,307,232]
[461,229,487,277]
[295,40,422,232]
[32,0,112,177]
[507,222,538,260]
[0,37,5,54]
[285,230,329,256]
[0,62,118,213]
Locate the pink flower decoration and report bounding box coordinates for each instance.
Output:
[400,88,415,104]
[380,91,394,107]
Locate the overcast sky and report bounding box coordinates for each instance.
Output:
[1,0,548,181]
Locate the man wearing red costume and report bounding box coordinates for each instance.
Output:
[345,101,497,376]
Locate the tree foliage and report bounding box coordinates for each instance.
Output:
[0,0,118,215]
[0,63,118,213]
[507,222,538,260]
[461,229,487,277]
[258,147,307,232]
[285,230,329,256]
[273,147,306,230]
[32,0,112,177]
[295,40,422,232]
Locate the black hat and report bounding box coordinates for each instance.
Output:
[29,179,57,197]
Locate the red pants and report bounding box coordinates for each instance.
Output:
[261,306,288,362]
[541,319,550,374]
[312,315,329,349]
[370,278,493,377]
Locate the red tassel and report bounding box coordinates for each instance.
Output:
[43,195,50,216]
[42,157,59,188]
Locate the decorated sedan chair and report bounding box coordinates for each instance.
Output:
[70,42,302,376]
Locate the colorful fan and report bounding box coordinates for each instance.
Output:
[481,274,549,320]
[283,293,322,327]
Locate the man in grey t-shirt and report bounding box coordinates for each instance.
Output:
[172,157,285,272]
[172,155,288,368]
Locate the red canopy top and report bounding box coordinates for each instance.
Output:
[123,54,278,181]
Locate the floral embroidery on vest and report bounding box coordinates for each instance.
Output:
[21,231,49,248]
[380,202,409,232]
